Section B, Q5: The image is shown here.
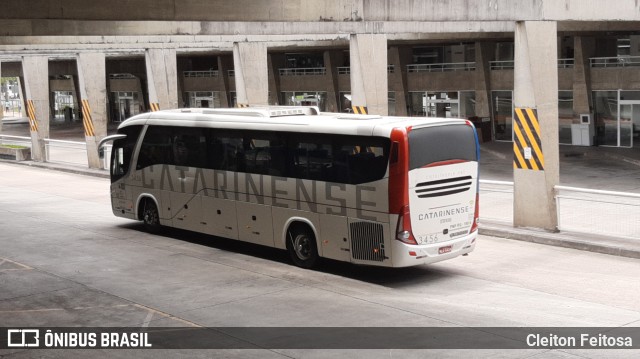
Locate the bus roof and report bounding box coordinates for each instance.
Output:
[118,106,470,137]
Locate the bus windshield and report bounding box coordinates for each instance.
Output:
[110,125,142,183]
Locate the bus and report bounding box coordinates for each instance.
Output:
[99,106,480,268]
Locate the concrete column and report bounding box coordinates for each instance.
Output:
[233,42,268,106]
[388,46,411,116]
[76,52,108,169]
[176,58,185,108]
[268,53,285,106]
[475,42,495,120]
[233,42,269,106]
[350,34,388,115]
[573,36,595,115]
[22,56,49,162]
[513,21,559,231]
[218,55,234,108]
[323,50,341,112]
[145,48,178,111]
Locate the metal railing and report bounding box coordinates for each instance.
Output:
[336,65,395,75]
[0,135,31,147]
[337,66,350,74]
[479,180,640,239]
[479,180,514,224]
[491,59,576,70]
[44,138,88,167]
[1,135,110,170]
[557,58,575,69]
[279,67,326,76]
[109,73,136,79]
[555,186,640,239]
[407,62,476,72]
[183,70,218,78]
[490,60,514,70]
[590,56,640,68]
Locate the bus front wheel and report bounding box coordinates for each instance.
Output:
[141,199,161,233]
[287,225,319,269]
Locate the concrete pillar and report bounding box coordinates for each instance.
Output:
[176,58,186,108]
[76,52,108,169]
[145,48,178,111]
[350,34,388,115]
[218,55,234,108]
[22,56,49,162]
[233,42,268,106]
[268,53,285,106]
[388,46,411,116]
[573,36,595,115]
[513,21,559,231]
[475,42,495,120]
[323,50,341,112]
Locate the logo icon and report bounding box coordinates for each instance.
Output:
[7,329,40,347]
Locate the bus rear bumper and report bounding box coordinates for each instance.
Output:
[390,232,477,268]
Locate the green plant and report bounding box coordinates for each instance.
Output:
[0,144,28,149]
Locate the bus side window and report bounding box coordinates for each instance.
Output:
[138,126,174,169]
[292,139,333,182]
[242,134,285,176]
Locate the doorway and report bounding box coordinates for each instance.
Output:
[619,101,640,148]
[111,91,140,122]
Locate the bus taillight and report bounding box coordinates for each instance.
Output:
[470,193,480,233]
[396,205,418,245]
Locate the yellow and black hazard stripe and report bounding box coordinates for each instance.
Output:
[150,103,160,112]
[352,106,367,115]
[237,103,249,108]
[513,107,545,171]
[81,99,96,137]
[26,100,39,132]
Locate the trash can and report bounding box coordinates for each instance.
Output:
[64,107,73,122]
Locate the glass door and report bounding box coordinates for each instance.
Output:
[619,101,640,148]
[492,90,513,141]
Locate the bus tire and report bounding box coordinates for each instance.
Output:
[140,198,161,233]
[286,224,319,269]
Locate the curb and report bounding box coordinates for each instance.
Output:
[0,159,109,179]
[479,223,640,260]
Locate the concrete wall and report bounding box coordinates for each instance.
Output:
[591,68,640,90]
[407,72,477,92]
[4,0,640,22]
[182,77,226,92]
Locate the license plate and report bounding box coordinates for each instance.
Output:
[438,245,452,254]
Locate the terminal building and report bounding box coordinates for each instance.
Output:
[1,0,640,230]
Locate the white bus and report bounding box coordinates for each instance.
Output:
[100,106,480,268]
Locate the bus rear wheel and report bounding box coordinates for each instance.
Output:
[287,225,319,269]
[141,199,161,233]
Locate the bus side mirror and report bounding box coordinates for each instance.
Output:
[97,134,127,160]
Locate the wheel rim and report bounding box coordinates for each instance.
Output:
[143,204,158,226]
[293,234,312,260]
